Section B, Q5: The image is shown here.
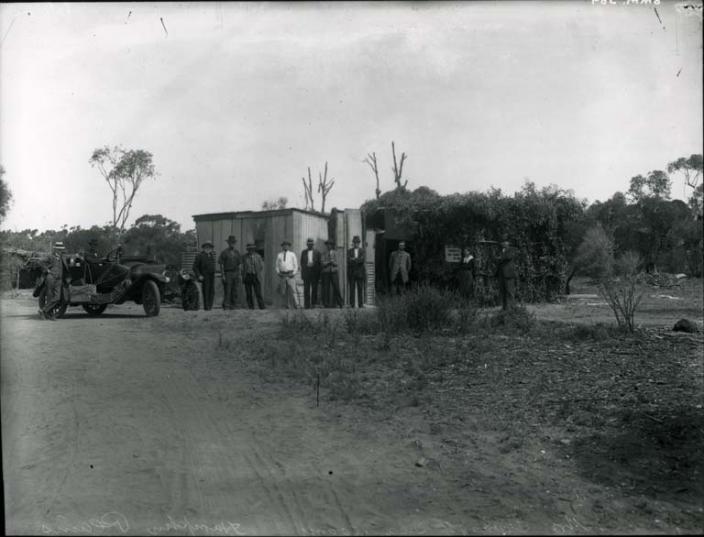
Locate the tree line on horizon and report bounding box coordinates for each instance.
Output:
[0,148,701,298]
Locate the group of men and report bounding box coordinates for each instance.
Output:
[37,234,518,318]
[192,235,266,311]
[192,235,377,310]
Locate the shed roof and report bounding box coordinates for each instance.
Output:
[192,208,327,222]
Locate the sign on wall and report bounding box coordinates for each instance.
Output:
[445,246,461,263]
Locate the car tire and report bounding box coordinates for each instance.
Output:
[82,304,108,316]
[142,280,161,317]
[38,286,68,319]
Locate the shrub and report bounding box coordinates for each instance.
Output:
[599,251,645,332]
[377,285,458,334]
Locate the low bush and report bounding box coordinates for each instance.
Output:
[377,285,459,335]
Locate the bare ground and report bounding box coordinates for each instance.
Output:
[2,279,702,535]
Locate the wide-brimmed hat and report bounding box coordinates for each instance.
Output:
[352,235,361,243]
[246,243,256,249]
[306,238,314,244]
[202,241,214,248]
[53,242,66,251]
[281,240,291,246]
[226,235,237,243]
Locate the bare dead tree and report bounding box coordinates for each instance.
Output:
[301,167,315,211]
[363,152,381,199]
[317,161,335,213]
[391,141,408,190]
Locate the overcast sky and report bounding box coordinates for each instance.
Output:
[1,1,702,233]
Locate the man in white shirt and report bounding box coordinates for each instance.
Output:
[275,240,300,309]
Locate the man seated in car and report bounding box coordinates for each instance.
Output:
[84,238,103,264]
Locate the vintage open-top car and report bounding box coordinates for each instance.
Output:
[34,247,169,317]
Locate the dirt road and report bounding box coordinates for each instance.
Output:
[2,295,468,535]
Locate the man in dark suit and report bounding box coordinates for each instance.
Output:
[193,241,216,310]
[321,239,343,308]
[241,243,266,309]
[219,235,242,310]
[495,238,517,310]
[347,235,366,308]
[300,238,322,309]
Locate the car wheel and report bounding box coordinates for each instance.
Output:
[38,287,68,318]
[82,303,108,316]
[142,280,161,317]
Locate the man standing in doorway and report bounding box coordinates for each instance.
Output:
[495,237,517,310]
[276,240,300,309]
[242,243,266,310]
[389,240,412,295]
[300,238,321,309]
[347,235,366,308]
[219,235,242,310]
[321,239,343,308]
[193,241,216,311]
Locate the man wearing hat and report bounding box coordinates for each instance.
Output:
[241,243,266,310]
[219,235,242,310]
[193,241,216,310]
[347,235,366,308]
[495,237,517,310]
[389,240,412,295]
[300,238,322,309]
[321,239,343,308]
[39,242,70,320]
[276,240,300,308]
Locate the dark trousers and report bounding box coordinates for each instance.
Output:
[202,273,215,310]
[391,274,407,295]
[348,277,364,307]
[499,277,516,310]
[302,274,319,308]
[458,271,475,300]
[42,274,63,315]
[244,274,266,309]
[321,271,343,307]
[222,271,240,309]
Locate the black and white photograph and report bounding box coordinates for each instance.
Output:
[1,1,702,535]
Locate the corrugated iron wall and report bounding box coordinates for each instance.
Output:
[194,210,329,305]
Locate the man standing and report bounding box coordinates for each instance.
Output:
[219,235,242,310]
[495,238,517,310]
[275,240,300,309]
[300,238,322,309]
[347,235,366,308]
[321,239,343,308]
[241,243,266,310]
[389,240,412,295]
[193,241,216,311]
[39,242,70,320]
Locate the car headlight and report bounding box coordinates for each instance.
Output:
[165,276,170,283]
